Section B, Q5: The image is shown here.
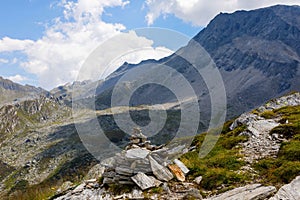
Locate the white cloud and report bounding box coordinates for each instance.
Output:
[0,37,34,52]
[145,0,300,26]
[0,0,173,90]
[0,58,9,64]
[5,74,28,83]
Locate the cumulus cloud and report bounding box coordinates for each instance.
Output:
[1,0,172,90]
[0,58,9,64]
[0,37,34,52]
[145,0,300,26]
[5,74,28,83]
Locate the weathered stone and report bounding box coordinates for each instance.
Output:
[71,183,86,194]
[131,172,157,190]
[115,166,134,176]
[174,159,189,174]
[149,156,173,181]
[269,176,300,200]
[148,176,162,187]
[125,148,150,159]
[168,164,185,182]
[194,176,203,185]
[204,184,276,200]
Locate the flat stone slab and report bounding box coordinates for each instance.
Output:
[131,172,157,190]
[125,148,150,159]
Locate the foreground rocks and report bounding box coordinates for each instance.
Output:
[101,128,189,190]
[270,176,300,200]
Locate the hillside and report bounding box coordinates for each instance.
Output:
[0,77,48,106]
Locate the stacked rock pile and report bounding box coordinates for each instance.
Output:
[101,128,190,190]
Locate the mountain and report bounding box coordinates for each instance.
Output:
[0,76,48,106]
[95,5,300,123]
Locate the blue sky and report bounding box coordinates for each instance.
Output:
[0,0,299,89]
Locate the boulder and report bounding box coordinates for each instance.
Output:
[269,176,300,200]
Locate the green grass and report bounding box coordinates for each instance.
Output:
[180,122,249,191]
[260,110,276,119]
[253,105,300,187]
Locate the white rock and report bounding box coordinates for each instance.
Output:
[131,172,157,190]
[194,176,203,185]
[174,159,190,174]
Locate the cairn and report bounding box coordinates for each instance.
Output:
[101,128,189,190]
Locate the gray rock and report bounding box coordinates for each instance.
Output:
[149,156,173,182]
[269,176,300,200]
[148,176,162,187]
[125,148,150,159]
[115,166,134,176]
[205,184,276,200]
[131,172,157,190]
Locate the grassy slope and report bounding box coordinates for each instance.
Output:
[180,105,300,195]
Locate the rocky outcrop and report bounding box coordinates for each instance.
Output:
[230,92,300,163]
[269,176,300,200]
[101,128,188,190]
[205,184,276,200]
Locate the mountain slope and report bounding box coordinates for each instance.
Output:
[95,5,300,123]
[0,77,48,106]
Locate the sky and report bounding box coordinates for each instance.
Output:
[0,0,300,90]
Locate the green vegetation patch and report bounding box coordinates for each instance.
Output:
[254,105,300,187]
[181,122,249,191]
